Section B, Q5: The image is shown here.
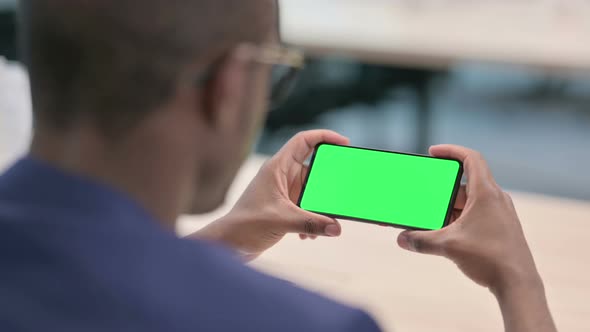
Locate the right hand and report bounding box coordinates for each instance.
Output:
[397,145,541,294]
[195,130,348,261]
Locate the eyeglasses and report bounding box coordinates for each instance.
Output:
[255,44,305,109]
[196,44,305,110]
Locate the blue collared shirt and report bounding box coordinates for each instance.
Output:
[0,158,380,332]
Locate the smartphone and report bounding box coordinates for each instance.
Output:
[297,144,463,231]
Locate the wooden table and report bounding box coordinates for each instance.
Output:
[281,0,590,72]
[5,0,590,70]
[179,155,590,332]
[281,0,590,153]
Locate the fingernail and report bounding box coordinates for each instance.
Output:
[324,224,341,237]
[398,233,409,249]
[399,233,416,252]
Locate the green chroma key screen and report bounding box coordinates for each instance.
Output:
[298,144,463,230]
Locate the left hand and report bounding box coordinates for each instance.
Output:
[195,130,350,261]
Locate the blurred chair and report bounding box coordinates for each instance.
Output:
[0,57,32,171]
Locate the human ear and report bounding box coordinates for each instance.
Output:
[200,44,254,131]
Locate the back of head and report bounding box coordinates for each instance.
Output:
[20,0,275,135]
[19,0,279,219]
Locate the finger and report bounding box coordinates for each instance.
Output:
[285,206,342,237]
[450,209,462,223]
[397,230,449,257]
[288,164,309,203]
[429,145,496,194]
[277,130,350,165]
[454,185,467,210]
[299,234,318,240]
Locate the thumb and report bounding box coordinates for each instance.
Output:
[285,206,342,237]
[397,230,447,256]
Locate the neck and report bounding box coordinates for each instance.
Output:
[29,122,196,231]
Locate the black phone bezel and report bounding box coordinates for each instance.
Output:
[296,143,464,231]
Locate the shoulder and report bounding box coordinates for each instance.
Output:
[0,199,380,332]
[164,239,382,332]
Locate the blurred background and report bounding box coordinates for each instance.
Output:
[1,0,590,201]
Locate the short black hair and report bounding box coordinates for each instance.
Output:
[20,0,275,135]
